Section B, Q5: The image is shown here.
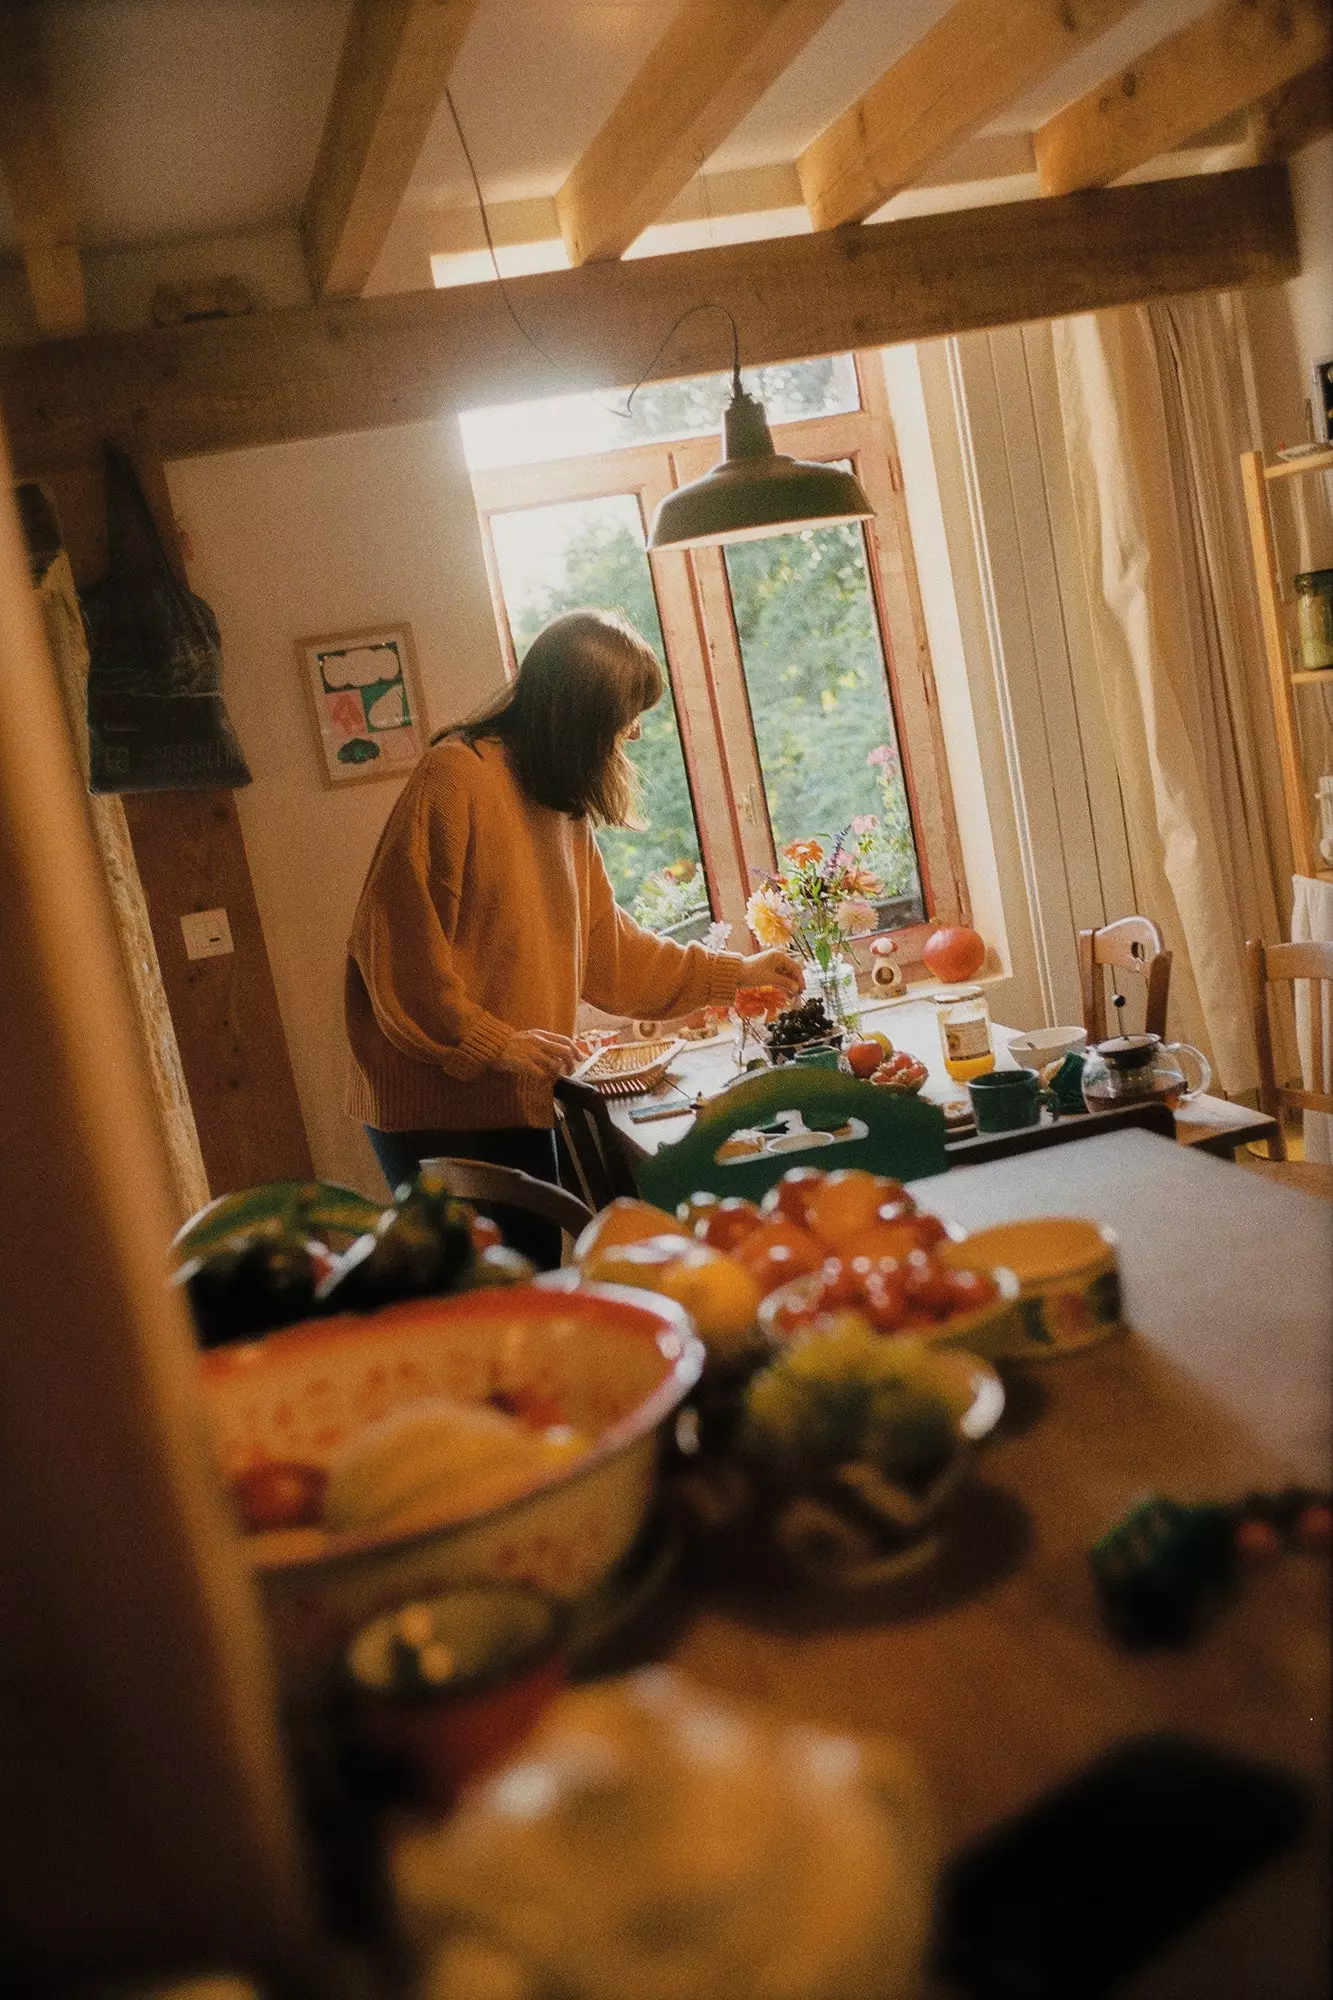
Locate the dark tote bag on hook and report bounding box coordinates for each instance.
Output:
[82,447,251,794]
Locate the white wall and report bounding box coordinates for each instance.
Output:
[882,340,1050,1036]
[0,223,311,345]
[166,418,507,1200]
[1243,134,1333,476]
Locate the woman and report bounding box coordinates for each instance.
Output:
[345,610,802,1260]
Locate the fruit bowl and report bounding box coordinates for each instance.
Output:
[741,1335,1005,1588]
[758,1254,1021,1361]
[198,1285,703,1689]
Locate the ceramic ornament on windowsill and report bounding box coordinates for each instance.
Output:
[869,935,905,997]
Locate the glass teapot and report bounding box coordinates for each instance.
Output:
[1081,1033,1211,1112]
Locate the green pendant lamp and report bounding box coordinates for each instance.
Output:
[646,309,874,551]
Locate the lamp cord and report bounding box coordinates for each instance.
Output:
[443,87,742,421]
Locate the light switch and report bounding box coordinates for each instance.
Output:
[181,907,234,959]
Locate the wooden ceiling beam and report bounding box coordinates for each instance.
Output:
[0,166,1296,479]
[0,9,87,336]
[1249,57,1333,162]
[300,0,481,300]
[555,0,843,265]
[1034,0,1331,196]
[796,0,1137,231]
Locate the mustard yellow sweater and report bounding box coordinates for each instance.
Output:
[346,736,745,1131]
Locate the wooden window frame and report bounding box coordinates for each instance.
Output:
[469,351,968,969]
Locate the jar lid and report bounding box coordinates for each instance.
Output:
[1094,1033,1158,1067]
[1293,568,1333,589]
[935,984,984,1001]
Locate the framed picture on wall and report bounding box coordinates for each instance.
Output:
[297,624,427,787]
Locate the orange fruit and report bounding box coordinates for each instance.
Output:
[807,1170,903,1250]
[759,1166,825,1230]
[580,1234,696,1290]
[697,1196,764,1253]
[846,1039,884,1079]
[655,1249,762,1360]
[734,1218,825,1296]
[573,1197,688,1268]
[676,1190,721,1231]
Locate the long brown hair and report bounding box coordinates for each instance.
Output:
[441,610,663,825]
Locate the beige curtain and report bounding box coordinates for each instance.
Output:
[1052,296,1297,1094]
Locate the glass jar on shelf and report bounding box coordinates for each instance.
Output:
[1294,569,1333,671]
[935,984,995,1084]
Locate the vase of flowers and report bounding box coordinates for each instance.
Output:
[745,822,882,1034]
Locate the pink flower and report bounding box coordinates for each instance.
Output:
[866,744,898,771]
[849,813,878,836]
[836,898,878,933]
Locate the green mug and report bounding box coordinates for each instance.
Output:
[968,1065,1054,1134]
[792,1047,840,1070]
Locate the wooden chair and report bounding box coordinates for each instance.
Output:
[1244,939,1333,1194]
[420,1156,593,1241]
[554,1076,642,1210]
[1078,915,1172,1044]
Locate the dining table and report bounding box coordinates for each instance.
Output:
[608,992,1280,1163]
[624,1127,1331,1999]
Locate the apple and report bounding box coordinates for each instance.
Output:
[846,1038,884,1078]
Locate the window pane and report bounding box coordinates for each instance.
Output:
[487,495,710,936]
[722,519,925,929]
[461,356,859,470]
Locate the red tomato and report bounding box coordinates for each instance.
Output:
[737,1242,804,1298]
[697,1196,764,1253]
[735,1223,824,1298]
[846,1039,884,1079]
[861,1269,910,1333]
[816,1253,866,1307]
[232,1461,326,1534]
[903,1252,967,1321]
[935,1266,997,1315]
[760,1166,826,1230]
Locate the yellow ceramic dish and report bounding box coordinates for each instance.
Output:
[942,1217,1122,1358]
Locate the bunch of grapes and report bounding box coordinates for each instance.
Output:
[765,995,836,1056]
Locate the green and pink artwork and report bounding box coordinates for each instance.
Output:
[298,625,426,786]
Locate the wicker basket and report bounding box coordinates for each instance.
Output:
[571,1038,685,1098]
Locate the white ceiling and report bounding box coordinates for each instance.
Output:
[0,0,1230,260]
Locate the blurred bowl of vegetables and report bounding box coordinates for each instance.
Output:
[739,1325,1004,1587]
[198,1285,703,1690]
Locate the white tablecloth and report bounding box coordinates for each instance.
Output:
[1290,874,1333,1164]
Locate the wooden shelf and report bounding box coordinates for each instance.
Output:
[1264,446,1333,481]
[1291,667,1333,685]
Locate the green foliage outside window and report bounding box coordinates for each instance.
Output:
[505,454,922,936]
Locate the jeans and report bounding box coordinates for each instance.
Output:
[365,1124,563,1270]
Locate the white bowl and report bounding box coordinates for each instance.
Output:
[199,1285,703,1689]
[1005,1025,1087,1068]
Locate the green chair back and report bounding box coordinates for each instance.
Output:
[635,1068,947,1213]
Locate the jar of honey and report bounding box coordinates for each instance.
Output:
[935,984,995,1083]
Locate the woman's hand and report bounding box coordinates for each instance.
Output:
[493,1029,581,1080]
[739,950,804,1000]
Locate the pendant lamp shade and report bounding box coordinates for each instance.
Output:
[647,385,874,550]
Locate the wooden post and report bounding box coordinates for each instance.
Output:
[0,426,316,1981]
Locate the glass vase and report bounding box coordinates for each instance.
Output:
[805,955,861,1034]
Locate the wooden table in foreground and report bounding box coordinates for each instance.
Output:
[639,1132,1330,1999]
[610,995,1278,1162]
